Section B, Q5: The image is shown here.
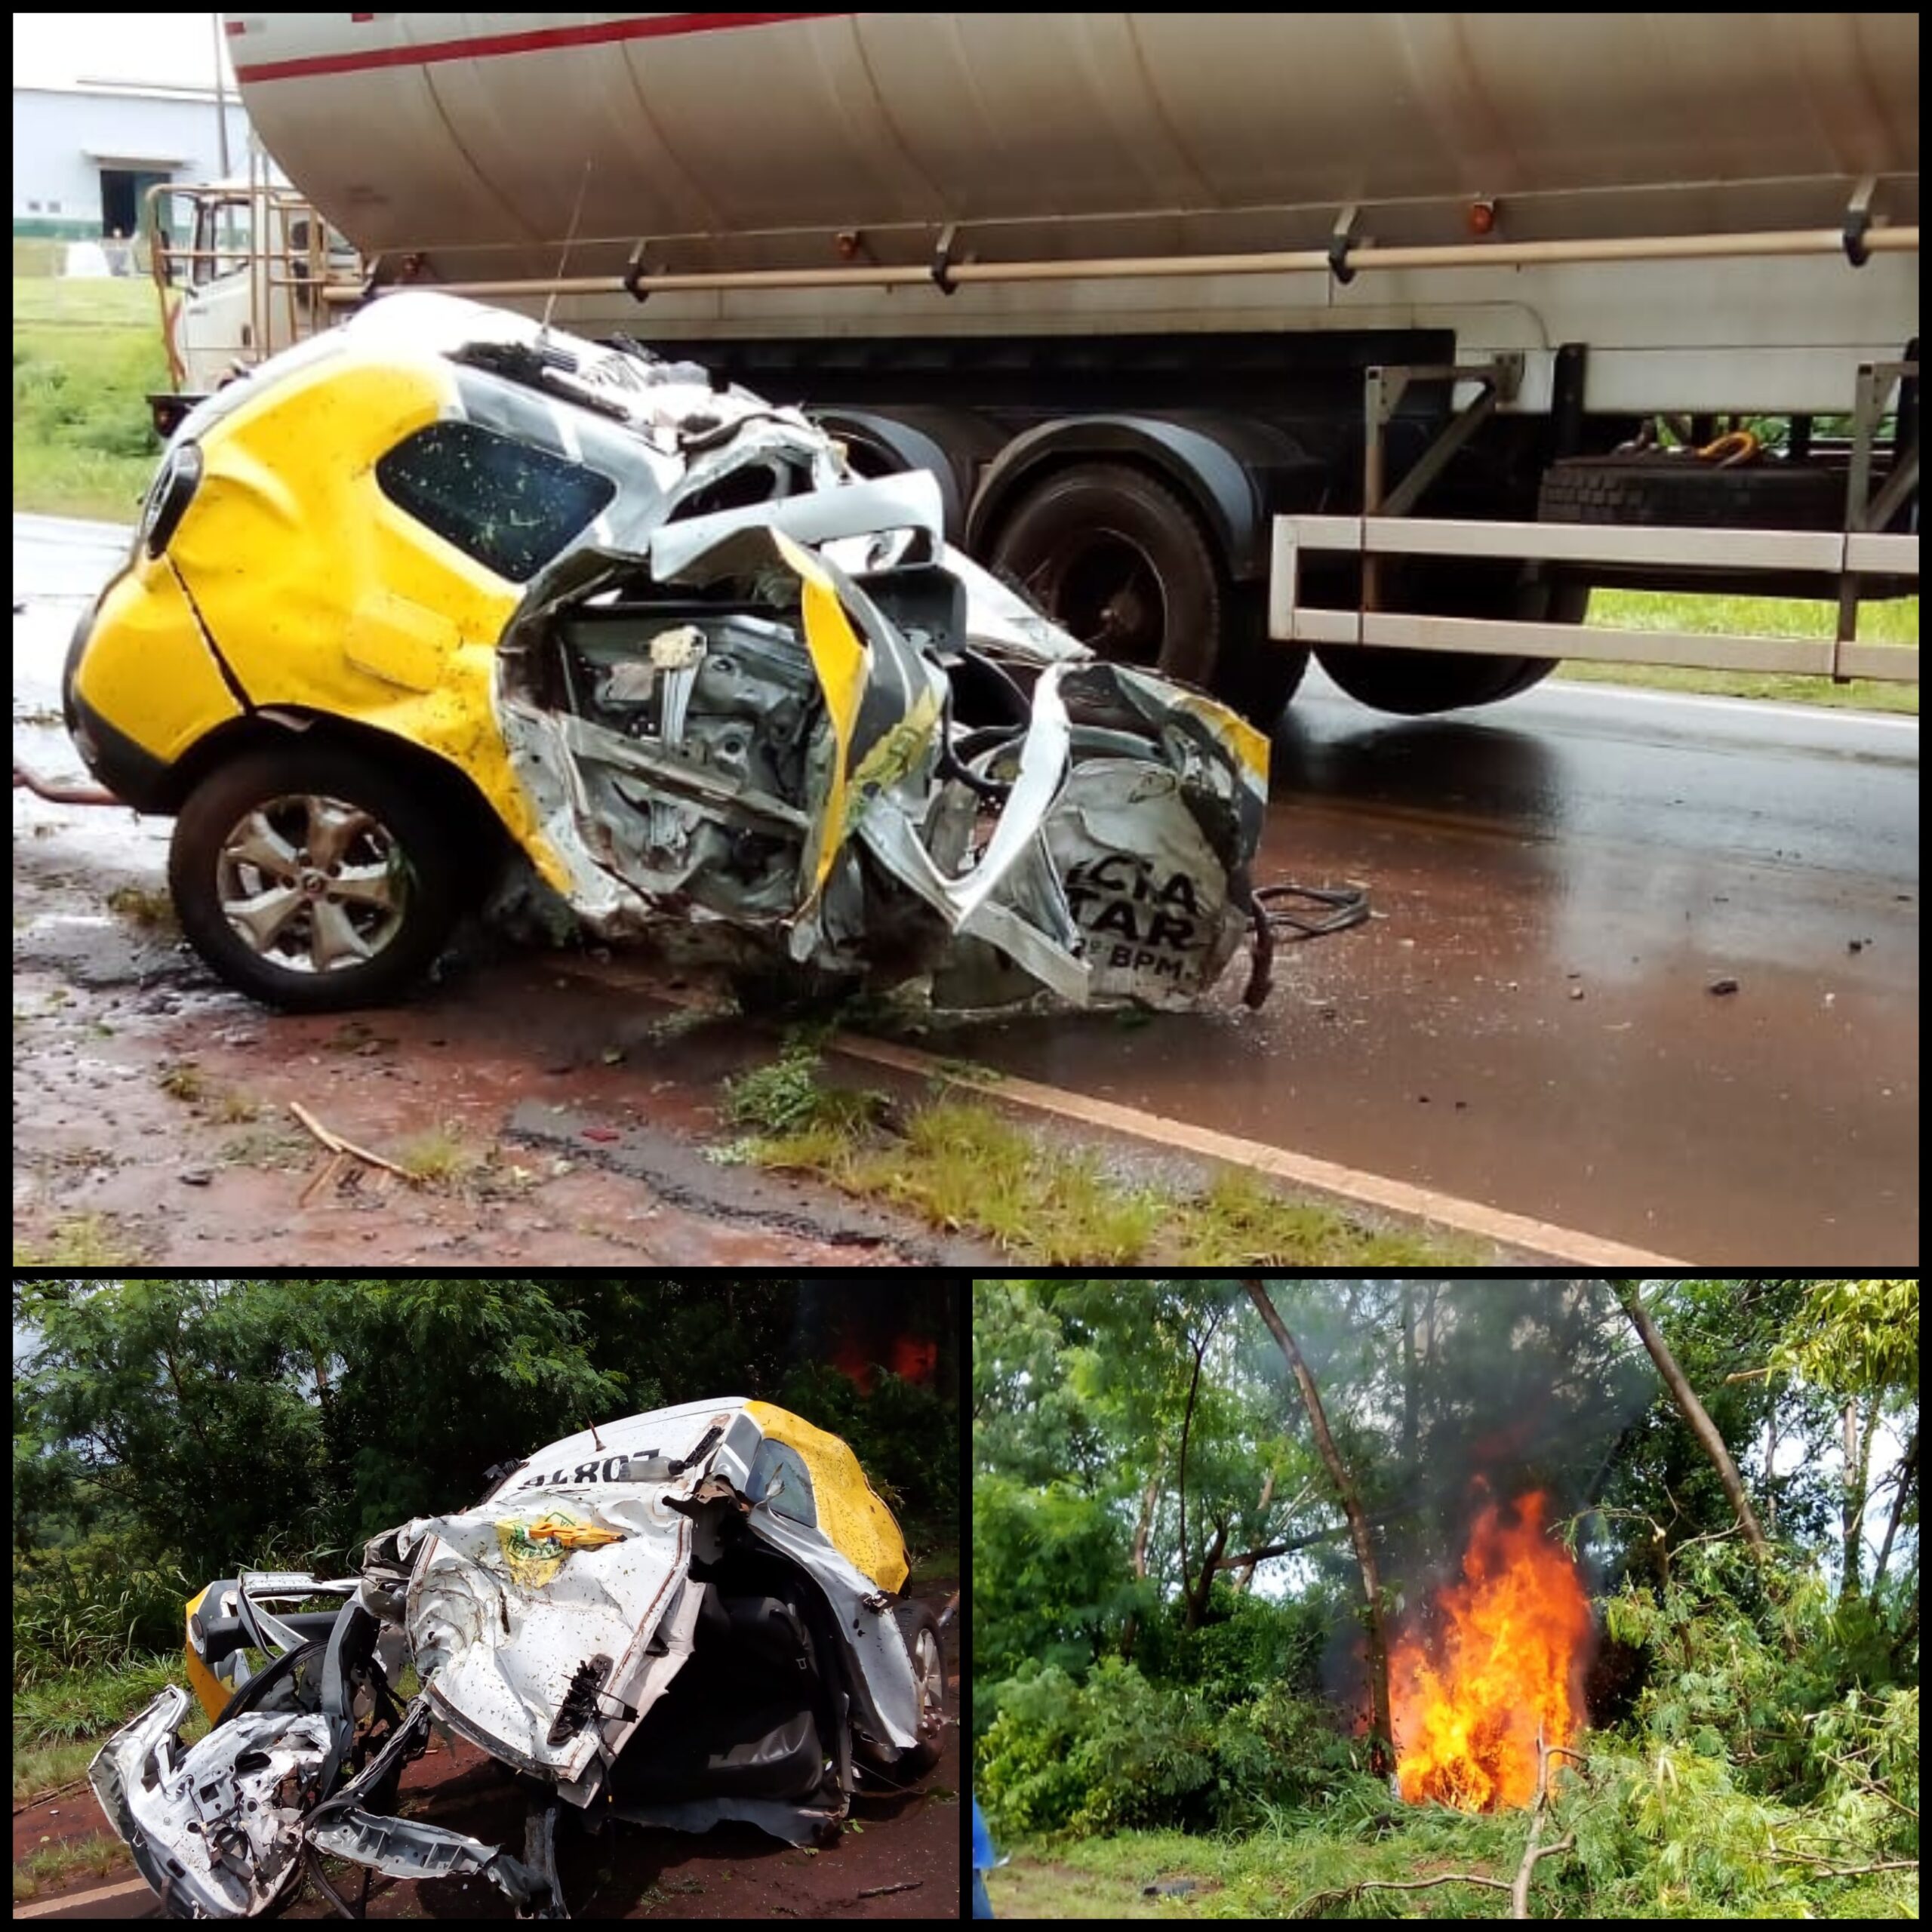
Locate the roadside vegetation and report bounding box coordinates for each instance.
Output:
[1576,590,1918,715]
[974,1280,1918,1919]
[11,269,165,521]
[718,1041,1481,1265]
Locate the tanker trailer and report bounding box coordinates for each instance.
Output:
[208,11,1918,721]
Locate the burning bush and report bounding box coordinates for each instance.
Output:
[1390,1491,1592,1810]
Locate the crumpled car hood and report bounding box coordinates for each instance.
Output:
[398,1401,730,1788]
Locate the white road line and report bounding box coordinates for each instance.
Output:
[829,1032,1685,1266]
[14,1875,154,1918]
[1547,678,1920,731]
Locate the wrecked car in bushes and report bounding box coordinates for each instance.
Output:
[89,1398,947,1918]
[62,291,1272,1014]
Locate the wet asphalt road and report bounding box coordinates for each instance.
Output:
[947,665,1918,1262]
[14,515,1918,1261]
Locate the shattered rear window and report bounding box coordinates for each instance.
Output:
[376,420,616,582]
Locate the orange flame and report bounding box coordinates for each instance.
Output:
[1390,1491,1589,1810]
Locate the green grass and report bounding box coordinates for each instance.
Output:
[12,1832,134,1902]
[13,273,168,519]
[393,1121,488,1188]
[719,1048,1481,1264]
[14,1655,184,1747]
[1574,591,1918,713]
[989,1814,1531,1922]
[12,1737,100,1806]
[12,1213,146,1266]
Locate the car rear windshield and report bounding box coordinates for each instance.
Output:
[376,420,617,582]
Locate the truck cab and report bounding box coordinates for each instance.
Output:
[146,160,360,435]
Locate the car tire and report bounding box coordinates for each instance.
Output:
[890,1600,947,1778]
[169,742,463,1012]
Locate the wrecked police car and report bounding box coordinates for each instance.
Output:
[89,1398,947,1918]
[62,292,1272,1014]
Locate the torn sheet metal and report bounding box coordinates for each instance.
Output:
[90,1687,331,1918]
[88,1397,943,1918]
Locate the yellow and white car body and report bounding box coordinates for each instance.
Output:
[90,1398,946,1918]
[65,292,1270,1012]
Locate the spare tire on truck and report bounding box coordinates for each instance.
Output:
[1537,451,1847,529]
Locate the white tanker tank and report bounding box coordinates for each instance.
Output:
[195,13,1921,716]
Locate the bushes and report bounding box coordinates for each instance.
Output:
[978,1656,1358,1840]
[13,1537,190,1687]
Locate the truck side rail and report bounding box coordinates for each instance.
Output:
[1269,516,1919,685]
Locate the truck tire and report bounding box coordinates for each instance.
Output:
[169,743,462,1012]
[1314,564,1580,715]
[1537,452,1845,530]
[984,462,1307,728]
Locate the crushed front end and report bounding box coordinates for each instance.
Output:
[88,1398,946,1918]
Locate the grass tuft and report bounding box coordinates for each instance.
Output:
[104,882,178,932]
[12,1832,134,1902]
[156,1060,207,1103]
[393,1121,486,1188]
[12,1213,143,1266]
[718,1049,1481,1263]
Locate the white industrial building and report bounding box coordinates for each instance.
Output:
[13,80,254,241]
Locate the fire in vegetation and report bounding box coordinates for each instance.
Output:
[1390,1489,1590,1810]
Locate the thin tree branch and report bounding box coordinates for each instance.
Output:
[1769,1852,1918,1876]
[1210,1522,1352,1571]
[1511,1729,1579,1918]
[1289,1872,1512,1918]
[1618,1282,1771,1562]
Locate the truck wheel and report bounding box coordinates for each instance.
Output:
[1214,584,1309,732]
[1314,565,1578,715]
[169,743,462,1011]
[986,462,1220,688]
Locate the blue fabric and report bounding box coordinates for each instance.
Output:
[973,1871,995,1918]
[972,1797,995,1869]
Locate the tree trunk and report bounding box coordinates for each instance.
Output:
[1175,1309,1223,1632]
[1617,1282,1771,1563]
[1841,1389,1878,1600]
[1120,1457,1164,1660]
[1245,1281,1393,1777]
[1231,1466,1275,1594]
[1186,1518,1231,1628]
[1401,1285,1420,1473]
[1131,1460,1163,1582]
[1872,1427,1916,1592]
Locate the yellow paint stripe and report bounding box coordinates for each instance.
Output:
[14,1876,153,1918]
[182,1584,228,1726]
[825,1030,1686,1266]
[775,530,866,894]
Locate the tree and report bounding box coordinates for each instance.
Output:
[1244,1279,1394,1777]
[1617,1281,1772,1564]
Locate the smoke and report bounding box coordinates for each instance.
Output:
[1243,1281,1654,1716]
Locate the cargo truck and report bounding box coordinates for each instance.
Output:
[158,11,1918,720]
